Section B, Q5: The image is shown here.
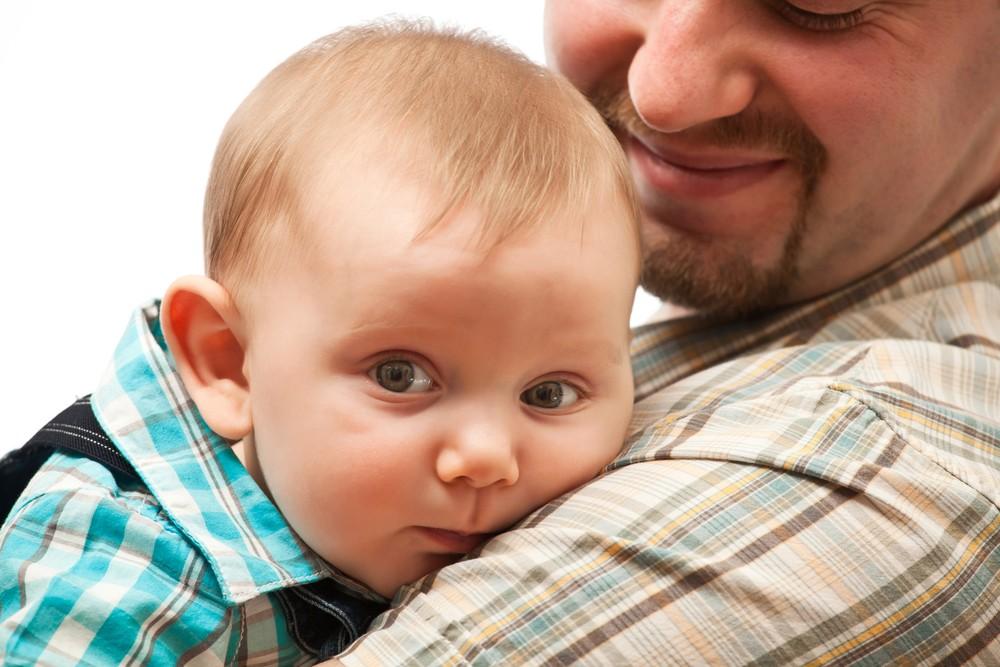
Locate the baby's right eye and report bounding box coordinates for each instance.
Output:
[520,380,580,410]
[369,359,434,393]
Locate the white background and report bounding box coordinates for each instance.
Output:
[0,1,660,454]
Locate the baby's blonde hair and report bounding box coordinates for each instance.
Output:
[204,20,639,299]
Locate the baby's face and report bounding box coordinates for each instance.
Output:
[239,167,638,597]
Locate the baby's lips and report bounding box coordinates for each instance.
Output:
[419,527,492,553]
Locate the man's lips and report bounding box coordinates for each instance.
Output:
[628,135,786,199]
[418,527,491,554]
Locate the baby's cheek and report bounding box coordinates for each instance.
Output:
[553,415,627,486]
[269,459,339,523]
[308,433,422,514]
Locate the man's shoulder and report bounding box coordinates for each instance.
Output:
[345,335,1000,665]
[631,336,1000,454]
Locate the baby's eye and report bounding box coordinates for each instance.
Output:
[369,359,434,393]
[520,381,580,410]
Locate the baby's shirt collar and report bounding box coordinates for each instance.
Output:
[90,301,372,604]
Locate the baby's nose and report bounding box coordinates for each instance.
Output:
[435,419,520,488]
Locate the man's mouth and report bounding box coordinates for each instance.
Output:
[628,134,787,200]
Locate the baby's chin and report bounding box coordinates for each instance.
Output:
[340,550,465,600]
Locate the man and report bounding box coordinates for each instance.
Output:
[335,1,1000,663]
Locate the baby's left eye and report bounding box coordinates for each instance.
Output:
[520,381,580,410]
[369,359,434,393]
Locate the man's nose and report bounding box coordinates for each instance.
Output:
[628,2,758,133]
[435,414,520,489]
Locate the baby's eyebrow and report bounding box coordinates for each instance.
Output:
[549,338,627,366]
[337,321,442,347]
[339,295,439,335]
[337,320,624,365]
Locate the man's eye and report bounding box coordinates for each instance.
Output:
[772,2,865,32]
[369,359,434,393]
[520,381,580,410]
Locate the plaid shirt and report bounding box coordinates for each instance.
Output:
[0,306,384,665]
[340,190,1000,665]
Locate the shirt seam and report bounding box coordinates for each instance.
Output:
[829,382,999,513]
[5,466,231,609]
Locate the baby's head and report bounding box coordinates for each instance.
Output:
[163,22,641,597]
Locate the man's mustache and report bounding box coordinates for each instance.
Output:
[590,86,827,191]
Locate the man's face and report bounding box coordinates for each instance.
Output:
[238,162,637,597]
[545,1,1000,315]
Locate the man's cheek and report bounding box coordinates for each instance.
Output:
[544,0,633,94]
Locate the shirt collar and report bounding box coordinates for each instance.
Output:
[90,302,360,604]
[631,188,1000,400]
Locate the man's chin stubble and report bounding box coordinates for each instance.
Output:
[639,208,807,320]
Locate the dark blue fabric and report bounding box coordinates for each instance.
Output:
[0,396,135,522]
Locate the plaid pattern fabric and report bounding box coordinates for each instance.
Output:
[0,305,335,665]
[340,191,1000,666]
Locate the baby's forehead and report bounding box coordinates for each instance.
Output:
[324,232,633,364]
[243,177,637,372]
[291,136,639,262]
[295,199,638,296]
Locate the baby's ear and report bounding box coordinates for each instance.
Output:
[161,276,251,441]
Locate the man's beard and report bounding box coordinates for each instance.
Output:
[591,87,827,318]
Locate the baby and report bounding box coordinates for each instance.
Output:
[0,22,640,664]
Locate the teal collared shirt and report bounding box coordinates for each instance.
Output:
[0,303,380,665]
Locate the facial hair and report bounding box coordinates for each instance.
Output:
[591,87,827,318]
